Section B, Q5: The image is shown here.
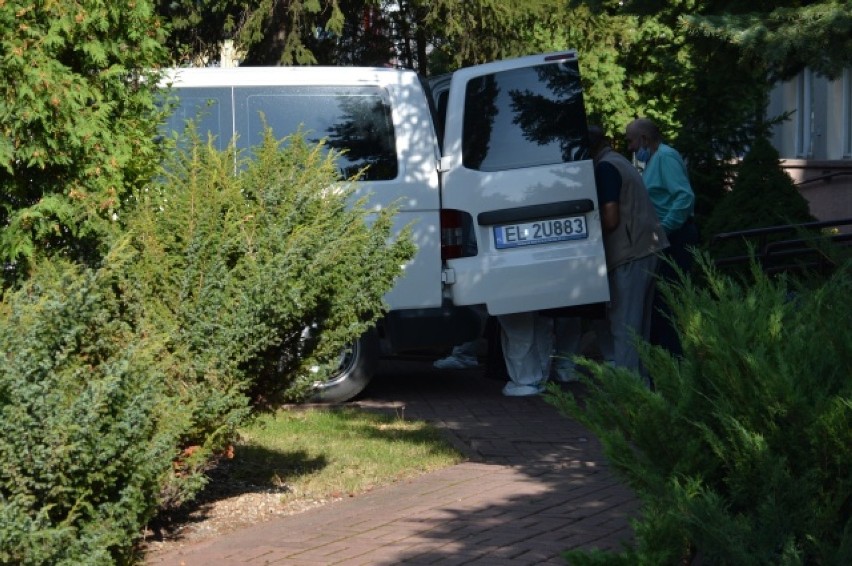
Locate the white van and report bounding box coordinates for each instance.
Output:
[161,51,609,402]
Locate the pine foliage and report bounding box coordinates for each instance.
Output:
[684,1,852,81]
[0,0,168,276]
[423,0,566,68]
[158,0,346,65]
[547,254,852,564]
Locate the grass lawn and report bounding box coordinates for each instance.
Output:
[141,404,467,554]
[229,406,465,504]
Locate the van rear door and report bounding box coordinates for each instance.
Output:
[439,52,609,315]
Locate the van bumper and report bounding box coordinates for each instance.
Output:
[379,303,484,354]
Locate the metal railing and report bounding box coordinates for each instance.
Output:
[795,171,852,186]
[710,218,852,275]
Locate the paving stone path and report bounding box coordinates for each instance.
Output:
[146,359,639,565]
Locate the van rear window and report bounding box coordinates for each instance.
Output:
[462,61,590,171]
[164,85,398,181]
[236,86,398,181]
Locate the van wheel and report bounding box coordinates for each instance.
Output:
[308,329,379,403]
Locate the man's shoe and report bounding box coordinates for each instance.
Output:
[433,355,479,370]
[501,382,544,397]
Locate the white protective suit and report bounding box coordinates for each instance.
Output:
[497,312,553,396]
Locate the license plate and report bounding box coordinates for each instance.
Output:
[493,216,588,249]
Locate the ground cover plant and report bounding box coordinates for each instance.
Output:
[546,254,852,564]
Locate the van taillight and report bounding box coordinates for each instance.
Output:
[441,209,464,260]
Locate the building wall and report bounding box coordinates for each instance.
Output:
[768,68,852,226]
[782,159,852,223]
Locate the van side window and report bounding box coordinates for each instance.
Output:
[162,88,233,152]
[462,61,590,171]
[235,86,398,181]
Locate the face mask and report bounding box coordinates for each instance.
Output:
[635,146,651,163]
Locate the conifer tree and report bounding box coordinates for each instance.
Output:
[684,0,852,80]
[157,0,348,65]
[705,136,814,235]
[702,136,815,261]
[0,0,169,280]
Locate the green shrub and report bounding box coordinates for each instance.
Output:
[546,254,852,565]
[0,253,181,565]
[123,128,414,407]
[1,128,414,563]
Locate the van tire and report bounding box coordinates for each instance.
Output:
[308,329,379,403]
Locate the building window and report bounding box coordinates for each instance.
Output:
[796,69,814,158]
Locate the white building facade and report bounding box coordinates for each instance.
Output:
[767,68,852,222]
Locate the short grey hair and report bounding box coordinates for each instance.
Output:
[628,118,662,143]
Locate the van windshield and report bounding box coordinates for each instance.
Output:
[462,60,590,171]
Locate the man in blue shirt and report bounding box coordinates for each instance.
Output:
[625,118,700,357]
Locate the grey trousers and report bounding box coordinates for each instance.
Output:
[606,253,659,376]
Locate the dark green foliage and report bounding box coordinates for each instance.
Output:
[703,136,815,261]
[424,0,567,68]
[123,127,415,405]
[672,37,773,222]
[546,254,852,564]
[0,253,180,565]
[0,0,169,277]
[157,0,346,65]
[684,1,852,81]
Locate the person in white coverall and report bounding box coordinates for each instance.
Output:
[497,311,554,396]
[436,315,592,391]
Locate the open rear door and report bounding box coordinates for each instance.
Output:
[439,51,609,316]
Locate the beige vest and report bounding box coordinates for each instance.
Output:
[596,147,669,270]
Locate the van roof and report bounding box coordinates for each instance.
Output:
[160,66,418,88]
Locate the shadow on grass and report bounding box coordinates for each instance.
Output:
[145,405,458,545]
[144,447,328,542]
